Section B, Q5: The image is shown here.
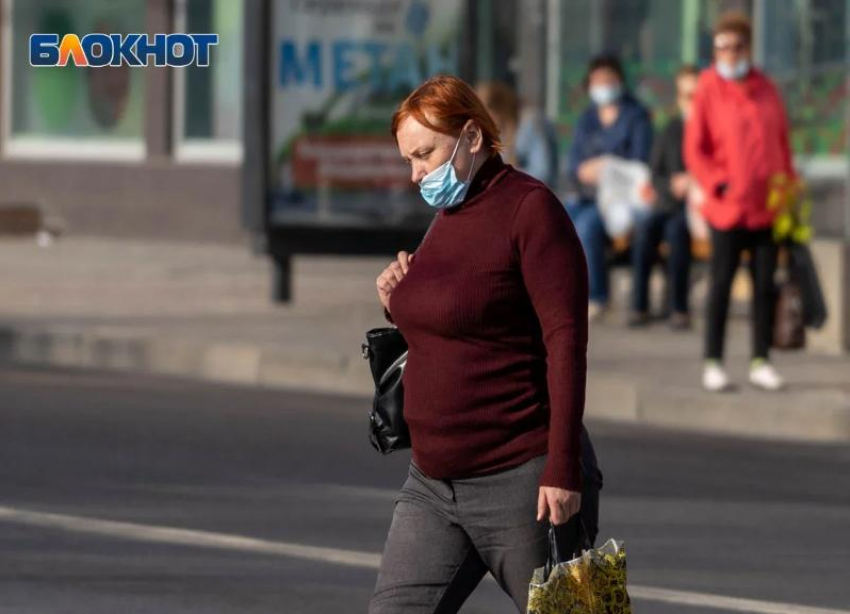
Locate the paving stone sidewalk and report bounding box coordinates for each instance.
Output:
[1,236,847,443]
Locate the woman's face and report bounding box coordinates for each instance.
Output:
[676,73,698,118]
[396,115,482,185]
[587,67,622,91]
[713,31,751,67]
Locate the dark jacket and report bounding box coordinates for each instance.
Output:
[565,92,653,202]
[650,116,686,214]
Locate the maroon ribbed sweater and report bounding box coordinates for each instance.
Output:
[388,155,588,491]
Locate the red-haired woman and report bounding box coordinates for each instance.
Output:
[369,75,591,613]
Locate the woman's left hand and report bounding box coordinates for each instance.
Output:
[537,487,581,525]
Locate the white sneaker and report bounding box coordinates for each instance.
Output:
[588,302,608,323]
[703,362,731,392]
[749,362,785,391]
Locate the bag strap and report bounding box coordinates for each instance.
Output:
[543,515,593,579]
[543,524,562,580]
[376,350,408,387]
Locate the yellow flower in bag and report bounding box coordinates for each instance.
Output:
[768,173,813,245]
[528,528,632,614]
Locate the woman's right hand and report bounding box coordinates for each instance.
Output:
[577,157,604,186]
[377,251,414,313]
[670,172,691,200]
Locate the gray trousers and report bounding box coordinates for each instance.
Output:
[368,454,581,614]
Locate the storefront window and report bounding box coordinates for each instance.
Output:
[174,0,244,162]
[554,0,689,142]
[761,0,847,156]
[5,0,146,158]
[469,0,517,86]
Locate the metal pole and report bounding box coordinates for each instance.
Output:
[680,0,700,65]
[517,0,546,111]
[845,0,850,240]
[242,0,290,302]
[545,0,561,119]
[272,251,293,303]
[0,0,10,154]
[752,0,767,68]
[241,0,271,240]
[589,0,604,54]
[476,0,493,81]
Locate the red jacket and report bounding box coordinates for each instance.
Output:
[684,66,794,231]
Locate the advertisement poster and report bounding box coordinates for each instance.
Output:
[269,0,461,228]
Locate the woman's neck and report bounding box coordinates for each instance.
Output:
[500,122,518,165]
[469,150,493,181]
[598,104,620,127]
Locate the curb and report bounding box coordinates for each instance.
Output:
[1,324,848,444]
[585,376,850,443]
[0,324,373,396]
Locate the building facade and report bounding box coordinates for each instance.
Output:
[0,0,245,242]
[0,0,847,244]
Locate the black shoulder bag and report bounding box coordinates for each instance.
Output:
[362,327,410,454]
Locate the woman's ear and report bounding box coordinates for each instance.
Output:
[467,123,484,154]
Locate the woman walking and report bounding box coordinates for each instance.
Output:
[684,13,794,392]
[370,75,589,613]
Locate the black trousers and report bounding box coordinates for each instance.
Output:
[705,226,778,361]
[631,210,692,315]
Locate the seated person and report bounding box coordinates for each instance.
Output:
[629,65,698,330]
[565,54,653,321]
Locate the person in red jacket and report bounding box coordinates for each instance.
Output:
[684,12,794,393]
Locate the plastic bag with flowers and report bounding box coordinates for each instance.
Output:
[527,522,631,614]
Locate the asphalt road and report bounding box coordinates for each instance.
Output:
[1,364,849,614]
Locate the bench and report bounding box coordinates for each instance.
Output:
[609,235,712,265]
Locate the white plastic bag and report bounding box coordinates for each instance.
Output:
[596,156,652,237]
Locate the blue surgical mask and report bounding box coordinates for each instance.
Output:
[589,84,622,106]
[419,133,477,209]
[716,59,750,81]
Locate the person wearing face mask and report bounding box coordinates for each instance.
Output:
[370,75,596,613]
[684,12,795,393]
[565,53,654,322]
[628,65,700,330]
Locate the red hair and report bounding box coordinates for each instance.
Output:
[391,75,502,153]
